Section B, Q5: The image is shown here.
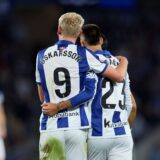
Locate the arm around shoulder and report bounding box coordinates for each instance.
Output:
[102,56,128,82]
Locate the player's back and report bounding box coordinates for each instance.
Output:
[37,40,85,103]
[89,50,132,138]
[36,40,106,131]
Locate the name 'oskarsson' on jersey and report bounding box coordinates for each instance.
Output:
[40,49,81,64]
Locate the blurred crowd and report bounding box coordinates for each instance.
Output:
[0,0,160,159]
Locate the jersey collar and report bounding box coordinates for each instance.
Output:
[56,40,75,46]
[94,50,111,56]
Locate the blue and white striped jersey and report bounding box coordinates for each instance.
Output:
[88,50,132,138]
[35,40,108,132]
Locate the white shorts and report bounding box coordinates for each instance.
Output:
[39,129,88,160]
[0,138,5,160]
[88,136,133,160]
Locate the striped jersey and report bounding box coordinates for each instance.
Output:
[88,50,132,138]
[35,40,108,132]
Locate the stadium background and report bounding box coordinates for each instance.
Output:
[0,0,160,159]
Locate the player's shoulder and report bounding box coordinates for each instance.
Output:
[77,45,88,53]
[37,48,48,57]
[94,50,110,62]
[102,50,114,58]
[76,45,92,59]
[105,51,119,62]
[37,45,55,55]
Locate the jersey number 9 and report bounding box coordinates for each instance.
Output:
[54,67,71,98]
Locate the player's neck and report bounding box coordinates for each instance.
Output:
[87,45,102,52]
[59,34,76,44]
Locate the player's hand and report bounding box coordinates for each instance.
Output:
[41,103,59,116]
[116,56,128,64]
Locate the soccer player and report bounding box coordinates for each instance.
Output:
[0,91,7,160]
[36,13,128,160]
[80,24,135,160]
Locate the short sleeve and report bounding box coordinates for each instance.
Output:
[86,50,108,74]
[0,91,4,105]
[35,54,41,84]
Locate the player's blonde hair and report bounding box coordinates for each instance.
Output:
[58,12,84,37]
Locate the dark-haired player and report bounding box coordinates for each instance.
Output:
[80,24,136,160]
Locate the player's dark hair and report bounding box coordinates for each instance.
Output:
[101,33,108,50]
[82,24,102,45]
[82,24,108,49]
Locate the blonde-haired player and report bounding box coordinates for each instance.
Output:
[36,12,128,160]
[58,12,84,37]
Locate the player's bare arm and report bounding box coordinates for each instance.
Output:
[37,84,44,103]
[128,94,137,128]
[41,101,72,116]
[102,56,128,82]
